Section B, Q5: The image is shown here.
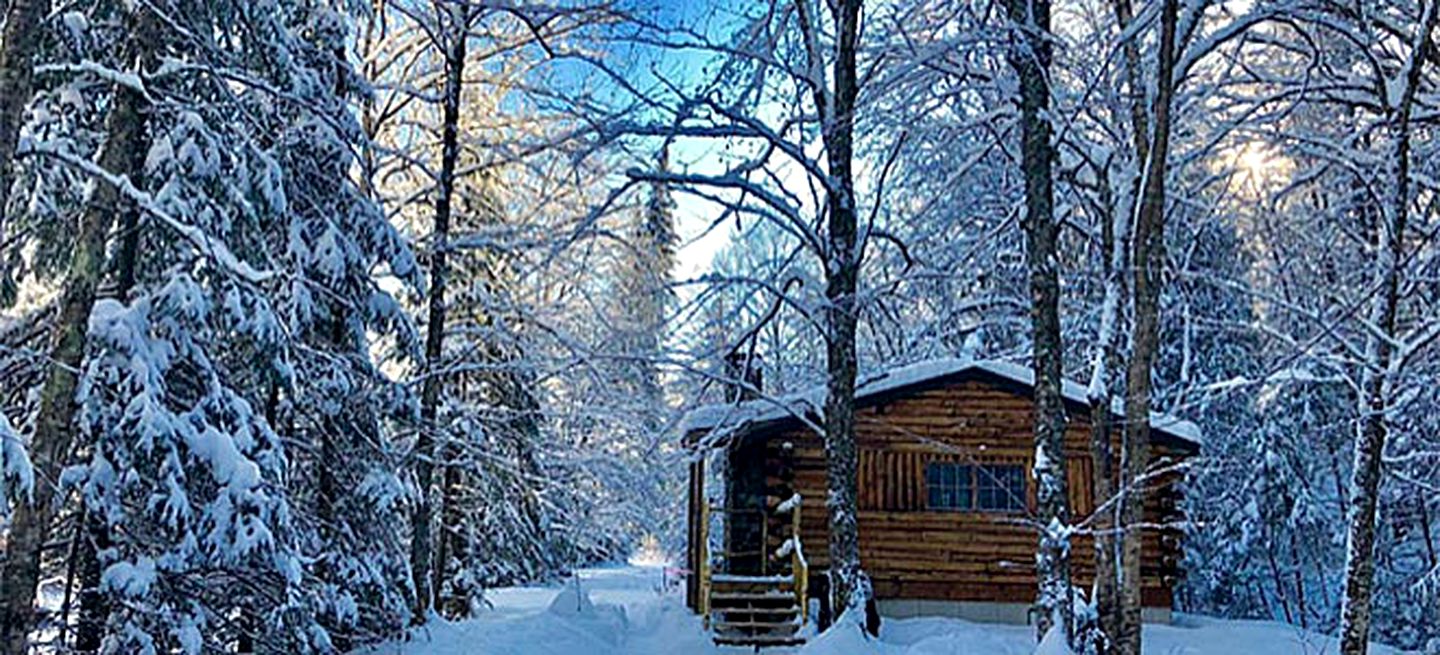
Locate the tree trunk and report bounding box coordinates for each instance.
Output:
[70,509,110,653]
[412,5,468,622]
[0,0,49,299]
[435,449,467,616]
[1110,0,1150,165]
[796,0,871,630]
[1337,6,1434,653]
[0,26,150,653]
[1088,170,1127,650]
[71,53,152,652]
[1093,0,1146,645]
[1000,0,1069,642]
[1115,0,1179,652]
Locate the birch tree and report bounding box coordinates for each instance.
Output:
[1335,2,1438,652]
[1114,0,1179,649]
[1149,0,1440,647]
[1084,0,1148,639]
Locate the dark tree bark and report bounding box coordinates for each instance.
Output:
[1337,4,1435,653]
[70,42,154,651]
[0,0,49,301]
[1088,172,1125,651]
[435,446,468,615]
[793,0,872,631]
[412,4,470,621]
[999,0,1069,642]
[1115,0,1179,651]
[0,15,151,652]
[70,510,111,653]
[1110,0,1150,165]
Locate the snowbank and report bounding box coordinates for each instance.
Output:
[796,614,1409,655]
[351,566,1407,655]
[350,567,718,655]
[546,581,597,616]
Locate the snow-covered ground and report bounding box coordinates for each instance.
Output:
[351,565,1412,655]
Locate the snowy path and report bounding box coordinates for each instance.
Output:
[351,565,741,655]
[352,565,1412,655]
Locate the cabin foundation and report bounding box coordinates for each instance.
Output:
[874,599,1173,625]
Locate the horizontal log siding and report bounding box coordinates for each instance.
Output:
[768,379,1187,608]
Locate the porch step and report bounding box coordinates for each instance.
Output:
[718,606,799,618]
[711,577,794,593]
[710,591,796,603]
[711,574,794,584]
[719,606,801,625]
[714,619,799,631]
[714,634,807,647]
[707,576,805,649]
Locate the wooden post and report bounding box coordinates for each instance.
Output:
[686,457,704,610]
[761,508,769,576]
[699,499,711,628]
[791,496,808,625]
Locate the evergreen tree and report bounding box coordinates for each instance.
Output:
[610,148,678,546]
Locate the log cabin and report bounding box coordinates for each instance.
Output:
[681,357,1200,646]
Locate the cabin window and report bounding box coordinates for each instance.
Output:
[926,462,973,510]
[975,464,1027,512]
[925,462,1027,513]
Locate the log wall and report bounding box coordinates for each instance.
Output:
[752,378,1189,608]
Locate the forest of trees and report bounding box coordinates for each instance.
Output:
[0,0,1437,654]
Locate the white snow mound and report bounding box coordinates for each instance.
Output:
[547,582,596,616]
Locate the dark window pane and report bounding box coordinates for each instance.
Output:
[926,462,975,511]
[976,465,1026,513]
[958,466,973,506]
[925,463,943,509]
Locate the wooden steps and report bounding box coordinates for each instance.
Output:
[707,576,805,649]
[697,496,811,650]
[713,633,806,648]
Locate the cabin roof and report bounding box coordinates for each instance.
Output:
[681,357,1203,452]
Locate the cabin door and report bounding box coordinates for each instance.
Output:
[724,437,796,575]
[725,437,766,574]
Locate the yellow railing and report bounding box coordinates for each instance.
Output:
[698,498,711,628]
[788,495,809,624]
[698,494,809,627]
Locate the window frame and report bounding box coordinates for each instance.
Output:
[974,463,1028,513]
[924,460,1028,514]
[925,461,974,512]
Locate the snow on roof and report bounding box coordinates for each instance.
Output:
[681,357,1203,448]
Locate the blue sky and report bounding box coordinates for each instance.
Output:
[574,0,757,283]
